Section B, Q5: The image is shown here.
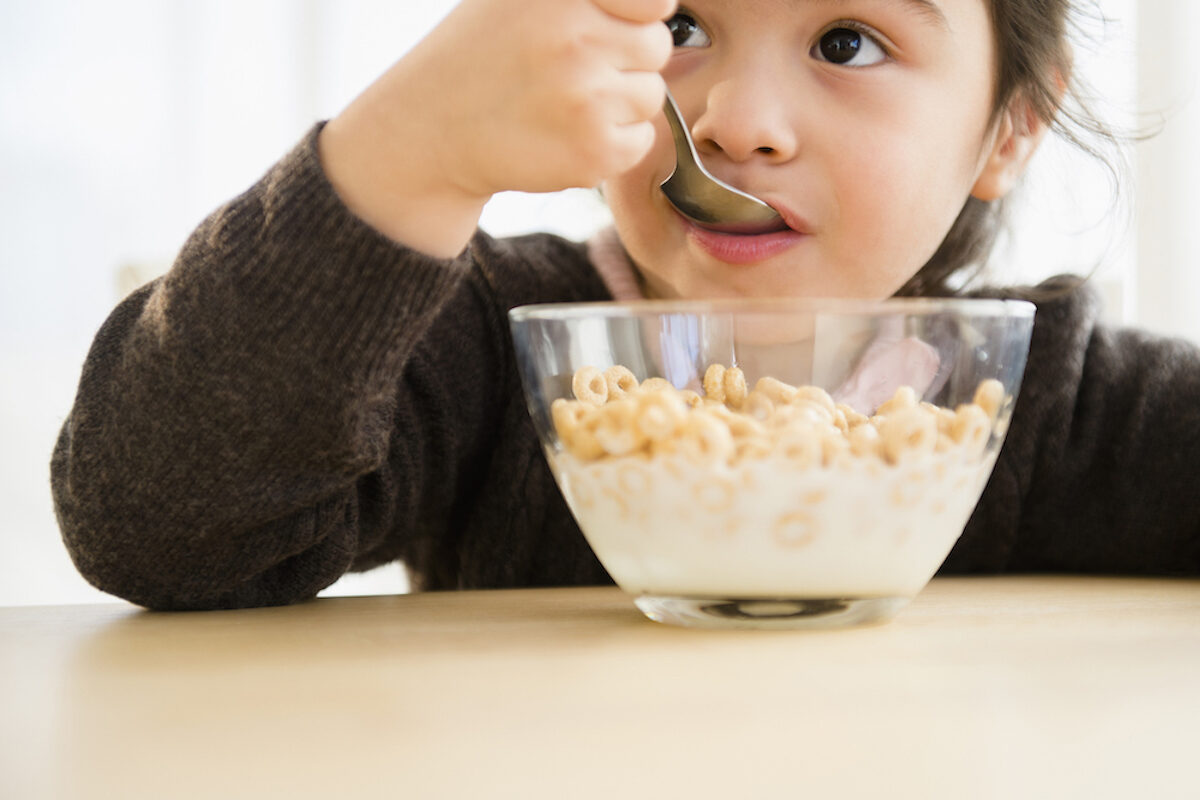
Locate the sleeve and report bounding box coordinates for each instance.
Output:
[49,124,510,610]
[943,278,1200,576]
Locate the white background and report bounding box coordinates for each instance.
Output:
[1,0,1192,606]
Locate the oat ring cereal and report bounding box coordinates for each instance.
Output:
[703,364,727,404]
[572,365,609,407]
[722,366,748,409]
[951,403,992,456]
[678,411,736,463]
[878,406,938,465]
[773,511,818,549]
[553,363,1006,470]
[592,399,645,457]
[635,390,687,441]
[603,365,639,400]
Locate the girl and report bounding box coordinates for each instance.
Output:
[51,0,1200,610]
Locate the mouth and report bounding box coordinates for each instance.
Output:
[687,216,793,236]
[672,199,811,267]
[672,201,811,266]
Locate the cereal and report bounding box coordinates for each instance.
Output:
[634,390,687,441]
[821,431,851,467]
[741,390,775,422]
[616,461,652,495]
[837,403,869,429]
[639,377,673,393]
[722,366,748,409]
[951,402,992,457]
[792,401,834,428]
[703,364,727,404]
[925,403,957,436]
[556,363,1006,473]
[572,366,609,406]
[693,475,737,514]
[773,511,818,549]
[973,378,1005,420]
[603,365,639,400]
[592,399,644,456]
[566,417,605,461]
[848,423,882,458]
[795,385,836,416]
[735,436,773,461]
[678,410,735,463]
[878,406,938,465]
[876,385,919,416]
[708,404,766,440]
[776,427,822,470]
[550,398,587,440]
[755,376,798,405]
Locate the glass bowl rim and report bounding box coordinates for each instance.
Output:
[509,296,1035,323]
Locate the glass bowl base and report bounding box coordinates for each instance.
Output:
[634,594,909,630]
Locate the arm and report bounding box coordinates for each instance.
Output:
[945,280,1200,575]
[51,0,675,609]
[51,130,508,609]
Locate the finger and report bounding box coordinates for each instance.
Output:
[593,0,677,25]
[610,71,667,124]
[604,14,674,73]
[603,119,658,176]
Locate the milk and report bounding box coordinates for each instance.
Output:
[555,448,996,599]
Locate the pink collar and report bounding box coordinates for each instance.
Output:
[586,227,647,301]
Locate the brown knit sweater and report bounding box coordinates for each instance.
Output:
[50,126,1200,610]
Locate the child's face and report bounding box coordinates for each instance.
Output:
[603,0,1008,300]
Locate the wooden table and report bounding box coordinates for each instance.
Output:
[3,577,1199,799]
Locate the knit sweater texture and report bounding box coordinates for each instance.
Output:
[51,126,1200,610]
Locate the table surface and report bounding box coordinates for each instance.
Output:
[3,576,1199,800]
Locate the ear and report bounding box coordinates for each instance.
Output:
[970,97,1050,202]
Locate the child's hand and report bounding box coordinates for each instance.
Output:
[320,0,676,258]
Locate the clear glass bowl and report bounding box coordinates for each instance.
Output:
[509,298,1035,629]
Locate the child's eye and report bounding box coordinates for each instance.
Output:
[811,26,888,67]
[665,13,711,48]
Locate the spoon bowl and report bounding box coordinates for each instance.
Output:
[659,88,784,232]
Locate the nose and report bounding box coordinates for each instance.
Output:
[690,74,799,165]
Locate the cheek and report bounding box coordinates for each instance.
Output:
[602,132,665,222]
[602,132,679,249]
[602,173,654,260]
[840,129,982,273]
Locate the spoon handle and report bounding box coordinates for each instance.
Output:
[662,88,703,171]
[659,87,782,229]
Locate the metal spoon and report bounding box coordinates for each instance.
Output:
[659,87,783,232]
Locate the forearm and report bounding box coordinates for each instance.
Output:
[319,74,489,259]
[51,127,486,609]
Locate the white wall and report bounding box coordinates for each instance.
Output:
[991,2,1139,319]
[1135,2,1200,342]
[0,0,1185,606]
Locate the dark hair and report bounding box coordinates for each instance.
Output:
[896,0,1121,297]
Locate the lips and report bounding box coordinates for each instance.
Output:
[676,200,812,265]
[688,216,792,235]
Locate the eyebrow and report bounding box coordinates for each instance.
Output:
[898,0,949,27]
[813,0,949,29]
